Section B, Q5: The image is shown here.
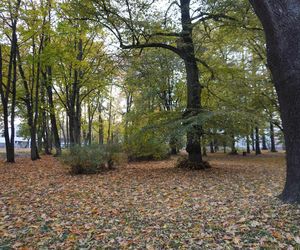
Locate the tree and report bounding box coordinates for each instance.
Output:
[0,0,21,163]
[250,0,300,203]
[87,0,234,168]
[17,0,48,160]
[44,0,62,156]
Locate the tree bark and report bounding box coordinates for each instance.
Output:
[250,0,300,202]
[223,142,227,154]
[17,37,41,161]
[262,133,268,150]
[251,129,255,151]
[210,141,215,153]
[246,135,251,154]
[67,38,83,146]
[270,122,277,152]
[214,139,218,152]
[230,134,237,155]
[255,126,261,155]
[180,0,204,167]
[98,106,104,145]
[0,2,19,163]
[44,0,61,155]
[202,137,207,156]
[169,137,178,155]
[46,67,61,156]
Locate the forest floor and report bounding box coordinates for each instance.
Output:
[0,152,300,249]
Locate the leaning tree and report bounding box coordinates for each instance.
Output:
[250,0,300,203]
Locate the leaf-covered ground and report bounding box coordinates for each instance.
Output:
[0,152,300,249]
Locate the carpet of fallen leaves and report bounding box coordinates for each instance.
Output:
[0,152,300,249]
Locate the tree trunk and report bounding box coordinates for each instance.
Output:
[107,85,113,144]
[246,135,251,154]
[255,126,261,155]
[230,134,237,155]
[250,0,300,203]
[202,137,207,156]
[0,9,19,163]
[66,114,69,147]
[251,129,255,151]
[41,77,51,155]
[262,133,268,150]
[214,139,218,152]
[98,108,104,145]
[30,127,40,160]
[86,102,94,146]
[210,141,215,153]
[0,59,15,163]
[169,137,178,155]
[180,0,206,168]
[270,122,277,152]
[46,67,61,156]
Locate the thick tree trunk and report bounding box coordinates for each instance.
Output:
[184,58,203,165]
[250,0,300,202]
[270,122,277,152]
[255,126,261,155]
[180,0,206,168]
[6,144,15,163]
[68,109,81,146]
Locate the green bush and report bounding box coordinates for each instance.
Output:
[62,144,125,174]
[126,136,170,161]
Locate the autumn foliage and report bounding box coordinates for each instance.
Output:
[0,153,299,248]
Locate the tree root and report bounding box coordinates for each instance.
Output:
[176,156,211,170]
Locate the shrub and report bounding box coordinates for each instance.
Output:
[62,144,125,175]
[126,136,170,161]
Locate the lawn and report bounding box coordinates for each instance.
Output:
[0,152,299,249]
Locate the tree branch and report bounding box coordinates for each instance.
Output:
[120,43,183,58]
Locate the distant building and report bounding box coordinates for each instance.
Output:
[0,137,30,148]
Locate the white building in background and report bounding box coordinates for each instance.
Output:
[0,136,29,148]
[0,122,30,148]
